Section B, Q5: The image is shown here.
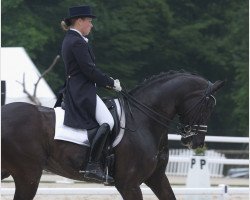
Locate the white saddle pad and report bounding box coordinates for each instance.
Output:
[54,99,125,147]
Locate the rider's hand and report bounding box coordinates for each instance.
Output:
[113,79,122,92]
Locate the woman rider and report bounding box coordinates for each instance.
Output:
[60,5,122,183]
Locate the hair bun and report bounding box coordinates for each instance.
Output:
[61,20,69,31]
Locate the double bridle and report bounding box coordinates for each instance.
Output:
[120,81,216,139]
[176,81,216,138]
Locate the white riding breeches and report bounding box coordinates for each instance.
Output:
[95,95,114,130]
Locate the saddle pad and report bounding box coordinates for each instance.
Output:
[54,99,125,147]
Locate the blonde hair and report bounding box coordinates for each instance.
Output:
[61,18,80,31]
[61,20,69,31]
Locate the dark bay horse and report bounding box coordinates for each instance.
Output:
[1,71,224,200]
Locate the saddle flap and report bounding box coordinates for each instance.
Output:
[103,97,121,142]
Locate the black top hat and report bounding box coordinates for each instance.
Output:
[64,5,96,25]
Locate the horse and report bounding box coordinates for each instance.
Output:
[1,71,224,200]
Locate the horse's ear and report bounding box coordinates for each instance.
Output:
[211,80,225,94]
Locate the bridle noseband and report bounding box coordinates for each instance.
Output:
[177,124,208,138]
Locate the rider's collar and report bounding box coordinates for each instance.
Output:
[70,28,89,43]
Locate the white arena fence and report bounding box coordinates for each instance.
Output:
[2,185,249,199]
[168,134,249,143]
[166,135,249,178]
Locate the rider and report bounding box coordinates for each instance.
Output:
[60,5,122,183]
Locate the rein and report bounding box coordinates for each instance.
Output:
[120,90,188,135]
[119,81,216,138]
[120,90,175,128]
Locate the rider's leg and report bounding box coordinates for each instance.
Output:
[84,95,114,183]
[95,95,114,129]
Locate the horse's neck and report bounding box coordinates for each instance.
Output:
[127,80,185,152]
[132,83,178,120]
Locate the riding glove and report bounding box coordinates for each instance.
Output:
[113,79,122,91]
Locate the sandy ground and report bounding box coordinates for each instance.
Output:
[1,174,249,200]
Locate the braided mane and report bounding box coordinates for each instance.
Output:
[129,70,200,94]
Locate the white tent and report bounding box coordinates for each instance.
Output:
[1,47,56,107]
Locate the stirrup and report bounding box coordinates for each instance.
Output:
[103,166,115,186]
[80,162,114,184]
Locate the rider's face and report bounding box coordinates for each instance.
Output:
[79,18,93,36]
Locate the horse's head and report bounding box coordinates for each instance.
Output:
[177,79,224,149]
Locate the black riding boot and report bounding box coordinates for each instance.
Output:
[84,123,114,184]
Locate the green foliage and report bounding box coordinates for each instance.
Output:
[2,0,23,11]
[227,2,249,136]
[92,0,172,85]
[1,0,248,137]
[194,145,207,156]
[2,1,55,58]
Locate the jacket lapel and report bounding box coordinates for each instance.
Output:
[87,44,95,62]
[67,30,95,62]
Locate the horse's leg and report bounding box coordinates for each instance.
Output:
[115,183,143,200]
[12,166,42,200]
[1,170,10,180]
[144,166,176,200]
[145,173,176,200]
[115,161,144,199]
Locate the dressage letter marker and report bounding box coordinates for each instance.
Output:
[200,159,206,169]
[191,158,196,168]
[185,156,211,200]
